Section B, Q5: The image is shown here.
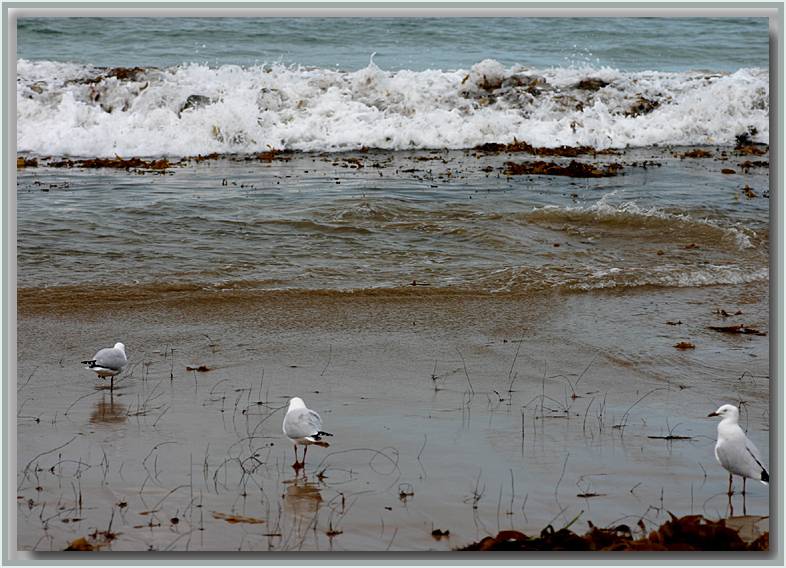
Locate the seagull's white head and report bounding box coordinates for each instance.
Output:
[708,404,739,422]
[114,342,126,354]
[288,397,306,411]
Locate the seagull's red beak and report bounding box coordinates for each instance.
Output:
[707,411,718,417]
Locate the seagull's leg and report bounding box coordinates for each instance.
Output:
[742,477,747,496]
[727,473,734,496]
[293,444,299,468]
[303,445,308,466]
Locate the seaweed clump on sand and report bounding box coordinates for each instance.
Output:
[47,157,173,172]
[17,156,38,168]
[457,514,768,551]
[475,139,618,157]
[734,129,768,156]
[503,160,623,178]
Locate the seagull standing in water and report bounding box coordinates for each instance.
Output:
[708,404,769,496]
[82,342,127,391]
[283,397,332,469]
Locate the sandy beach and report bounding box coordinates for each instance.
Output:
[17,275,769,551]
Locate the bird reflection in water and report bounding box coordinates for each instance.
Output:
[283,475,323,519]
[89,394,127,426]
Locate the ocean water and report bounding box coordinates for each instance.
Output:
[17,17,769,72]
[16,17,771,296]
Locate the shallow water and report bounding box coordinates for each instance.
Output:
[16,148,769,294]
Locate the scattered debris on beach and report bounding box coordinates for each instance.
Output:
[714,308,743,317]
[474,139,618,157]
[457,514,768,551]
[17,157,38,168]
[741,185,758,199]
[503,160,623,178]
[647,434,693,441]
[211,511,266,524]
[674,342,695,350]
[707,324,767,336]
[678,149,712,159]
[64,528,117,552]
[739,160,768,172]
[47,156,173,172]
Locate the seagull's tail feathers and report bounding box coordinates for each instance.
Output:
[81,359,97,367]
[306,431,332,447]
[761,469,769,485]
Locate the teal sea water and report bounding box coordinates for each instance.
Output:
[18,17,769,72]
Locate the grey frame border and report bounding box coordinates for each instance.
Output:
[3,2,783,566]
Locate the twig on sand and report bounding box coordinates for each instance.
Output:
[507,339,523,393]
[455,348,474,395]
[614,387,670,431]
[21,436,79,485]
[18,367,38,392]
[555,453,569,503]
[320,345,332,377]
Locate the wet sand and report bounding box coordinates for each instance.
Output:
[16,281,769,551]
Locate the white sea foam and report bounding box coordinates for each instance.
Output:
[17,59,769,157]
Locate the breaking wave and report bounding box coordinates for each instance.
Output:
[17,58,769,157]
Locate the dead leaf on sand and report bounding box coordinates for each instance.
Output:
[211,511,265,524]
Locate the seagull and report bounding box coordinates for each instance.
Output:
[82,342,127,390]
[708,404,769,496]
[282,397,332,469]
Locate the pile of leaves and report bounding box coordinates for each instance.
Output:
[458,514,768,551]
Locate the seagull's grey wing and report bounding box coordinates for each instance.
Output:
[94,347,126,371]
[745,436,768,472]
[283,408,322,439]
[717,435,765,479]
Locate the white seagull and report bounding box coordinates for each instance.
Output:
[282,397,332,469]
[708,404,769,495]
[82,342,127,390]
